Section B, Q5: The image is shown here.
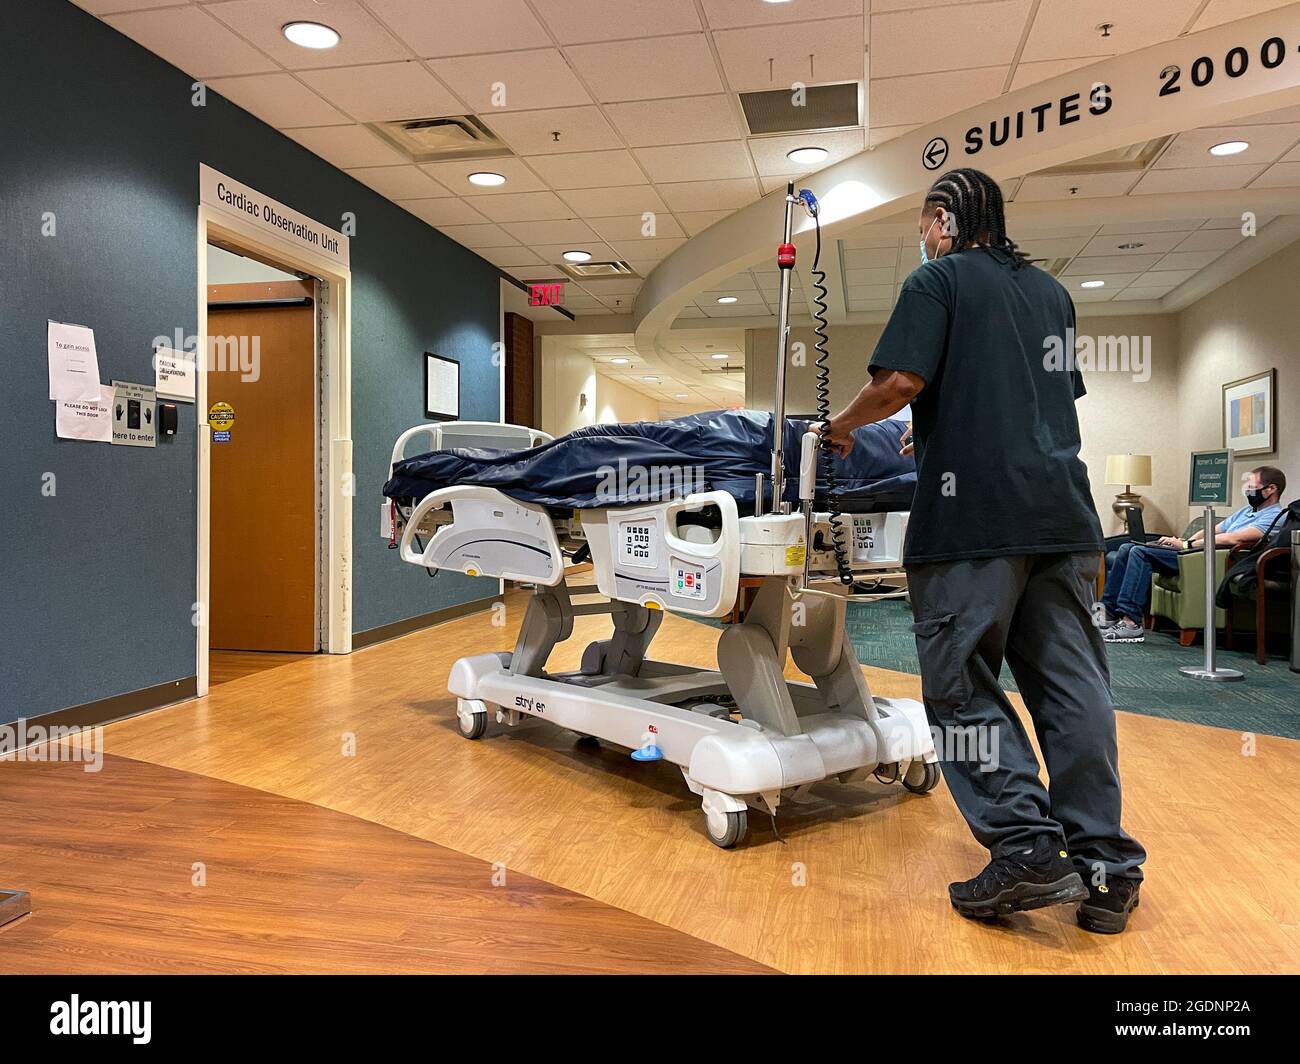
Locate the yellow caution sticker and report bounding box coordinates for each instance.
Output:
[785,545,807,567]
[207,401,234,430]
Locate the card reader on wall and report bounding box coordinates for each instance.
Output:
[159,402,178,437]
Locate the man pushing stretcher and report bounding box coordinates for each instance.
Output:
[822,167,1146,934]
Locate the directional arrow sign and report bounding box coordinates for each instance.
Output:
[922,136,949,170]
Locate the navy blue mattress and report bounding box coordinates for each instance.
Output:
[383,409,915,512]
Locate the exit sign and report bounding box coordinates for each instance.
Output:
[528,281,564,307]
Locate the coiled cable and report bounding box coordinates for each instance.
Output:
[800,190,853,586]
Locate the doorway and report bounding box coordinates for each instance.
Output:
[206,254,320,660]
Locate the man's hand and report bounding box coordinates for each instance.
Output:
[1155,535,1184,549]
[818,419,855,459]
[899,424,914,457]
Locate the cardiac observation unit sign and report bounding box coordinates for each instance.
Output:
[200,165,349,268]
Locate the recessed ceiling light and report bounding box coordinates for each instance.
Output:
[1209,140,1249,156]
[716,295,738,304]
[1117,242,1145,250]
[282,22,340,49]
[467,171,506,187]
[786,146,829,166]
[609,356,630,364]
[711,352,729,360]
[1080,280,1106,289]
[562,249,592,263]
[675,393,689,399]
[641,375,660,382]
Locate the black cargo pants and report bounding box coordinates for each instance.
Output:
[907,551,1145,883]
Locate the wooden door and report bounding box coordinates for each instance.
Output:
[208,280,317,652]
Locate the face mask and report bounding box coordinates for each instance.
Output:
[920,215,941,264]
[1245,487,1268,507]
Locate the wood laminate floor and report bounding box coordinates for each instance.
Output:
[57,588,1300,975]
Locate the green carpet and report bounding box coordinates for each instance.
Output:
[843,600,1300,740]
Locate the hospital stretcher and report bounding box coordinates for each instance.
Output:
[382,419,938,848]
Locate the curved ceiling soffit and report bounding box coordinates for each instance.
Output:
[634,4,1300,351]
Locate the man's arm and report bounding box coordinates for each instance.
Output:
[822,370,925,457]
[1187,525,1263,549]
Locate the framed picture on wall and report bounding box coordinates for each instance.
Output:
[424,352,459,421]
[1222,368,1275,457]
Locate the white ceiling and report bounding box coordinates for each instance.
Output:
[79,0,1300,400]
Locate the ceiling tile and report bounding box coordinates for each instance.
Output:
[1250,161,1300,188]
[104,7,276,78]
[1131,165,1265,195]
[871,67,1008,127]
[1173,228,1246,253]
[1018,235,1090,258]
[483,106,622,156]
[1015,172,1140,200]
[868,123,918,147]
[677,210,734,235]
[1201,213,1273,228]
[1063,254,1163,274]
[1079,231,1184,256]
[605,237,686,260]
[1155,124,1300,169]
[747,129,865,177]
[72,0,185,12]
[286,125,408,168]
[530,0,702,43]
[1019,0,1204,63]
[1097,218,1205,235]
[604,95,746,147]
[700,0,864,29]
[208,73,351,128]
[712,18,865,92]
[346,165,451,199]
[399,198,490,226]
[1192,0,1297,32]
[1128,269,1197,287]
[658,178,762,212]
[297,62,464,122]
[206,0,408,70]
[437,223,518,248]
[871,1,1031,79]
[1112,286,1173,301]
[589,215,686,241]
[364,0,547,57]
[634,142,753,183]
[429,49,591,112]
[557,184,668,217]
[525,150,646,190]
[1009,56,1107,92]
[1155,250,1224,271]
[477,246,545,269]
[530,241,621,263]
[842,246,898,270]
[845,267,895,287]
[565,35,724,102]
[466,191,577,223]
[420,157,548,194]
[502,219,601,244]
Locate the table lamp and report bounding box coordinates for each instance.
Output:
[1105,453,1152,531]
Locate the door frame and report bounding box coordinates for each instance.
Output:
[196,207,353,696]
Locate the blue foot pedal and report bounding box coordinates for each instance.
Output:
[631,745,663,762]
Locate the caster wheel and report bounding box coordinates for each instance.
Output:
[903,760,941,794]
[574,734,600,750]
[705,809,748,849]
[458,712,487,740]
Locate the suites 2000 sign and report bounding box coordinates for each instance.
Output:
[1158,32,1296,97]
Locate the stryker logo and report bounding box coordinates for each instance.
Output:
[50,996,151,1044]
[515,695,545,713]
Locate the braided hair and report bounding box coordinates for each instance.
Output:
[924,168,1029,268]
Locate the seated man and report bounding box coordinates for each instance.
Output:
[1102,466,1287,643]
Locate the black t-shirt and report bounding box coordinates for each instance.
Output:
[868,247,1103,566]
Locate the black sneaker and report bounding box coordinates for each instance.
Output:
[949,835,1088,919]
[1077,877,1141,934]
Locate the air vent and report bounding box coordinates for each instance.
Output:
[370,115,510,163]
[739,82,861,135]
[1033,137,1173,176]
[557,260,637,280]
